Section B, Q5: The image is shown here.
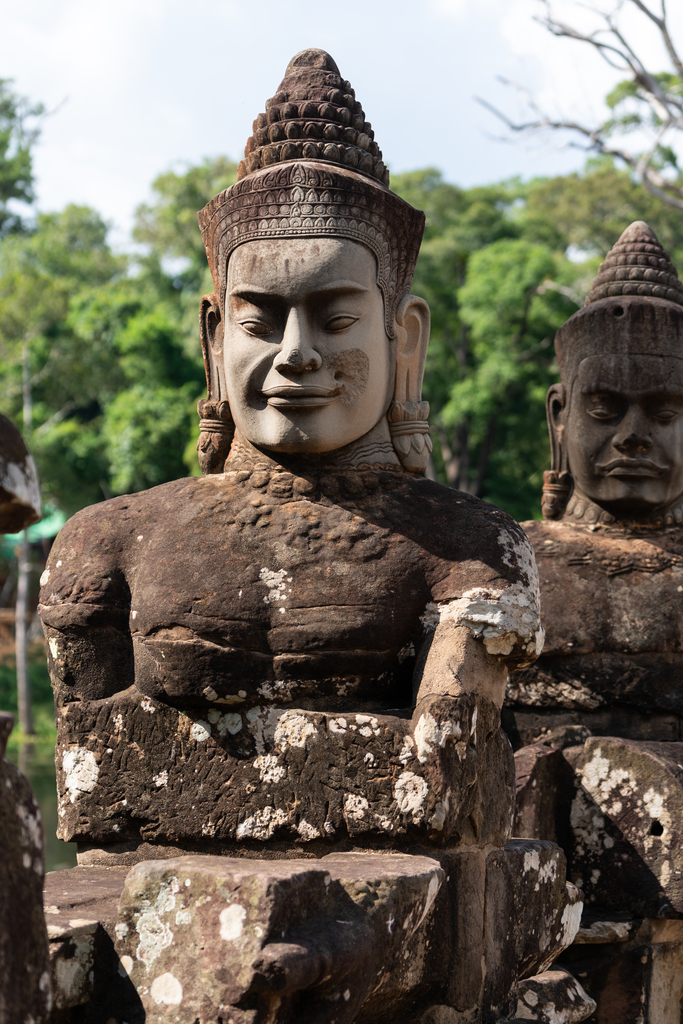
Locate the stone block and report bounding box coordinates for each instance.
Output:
[567,736,683,916]
[483,840,583,1020]
[114,852,443,1023]
[512,968,595,1022]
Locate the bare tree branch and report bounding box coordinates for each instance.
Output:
[482,0,683,211]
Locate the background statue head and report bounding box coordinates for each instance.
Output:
[195,48,432,473]
[542,221,683,525]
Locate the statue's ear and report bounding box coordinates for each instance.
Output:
[546,383,567,472]
[199,293,225,401]
[389,295,432,473]
[393,294,430,405]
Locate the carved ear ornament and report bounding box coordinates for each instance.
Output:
[197,399,234,475]
[541,470,572,521]
[388,401,432,473]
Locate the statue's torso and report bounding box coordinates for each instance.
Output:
[42,467,523,714]
[509,518,683,735]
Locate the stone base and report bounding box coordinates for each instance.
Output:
[54,694,513,851]
[44,840,581,1023]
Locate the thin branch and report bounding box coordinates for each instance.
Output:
[34,400,78,436]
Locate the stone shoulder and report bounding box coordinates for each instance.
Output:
[411,479,539,593]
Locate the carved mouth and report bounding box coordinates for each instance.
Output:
[597,458,667,477]
[262,385,341,409]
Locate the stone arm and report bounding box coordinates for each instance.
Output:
[38,531,134,705]
[412,572,544,723]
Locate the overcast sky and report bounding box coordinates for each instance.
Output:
[1,0,680,247]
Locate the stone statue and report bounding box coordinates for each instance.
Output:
[39,50,587,1023]
[509,222,683,1022]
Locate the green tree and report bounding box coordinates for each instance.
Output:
[394,158,683,520]
[0,79,43,237]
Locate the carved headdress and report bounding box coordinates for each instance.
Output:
[196,48,429,474]
[542,222,683,519]
[198,48,424,339]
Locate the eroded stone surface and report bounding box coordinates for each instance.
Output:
[114,852,443,1023]
[566,736,683,917]
[0,413,41,533]
[484,840,583,1018]
[0,712,51,1024]
[513,968,595,1023]
[54,691,513,853]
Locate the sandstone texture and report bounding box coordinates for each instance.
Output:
[0,712,52,1024]
[43,841,582,1023]
[508,519,683,745]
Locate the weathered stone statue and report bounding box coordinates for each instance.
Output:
[509,222,683,1022]
[0,419,51,1023]
[39,50,588,1023]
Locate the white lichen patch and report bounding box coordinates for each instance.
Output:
[236,805,288,840]
[259,567,292,604]
[40,569,50,587]
[399,735,414,765]
[329,717,347,735]
[15,802,42,851]
[257,679,298,702]
[63,748,99,803]
[273,711,317,750]
[506,675,604,711]
[207,710,242,736]
[150,972,182,1006]
[48,637,60,660]
[219,903,246,941]
[523,850,541,874]
[428,790,451,831]
[253,754,286,784]
[152,770,168,788]
[344,794,369,822]
[141,698,156,713]
[135,913,173,967]
[355,714,380,737]
[394,771,428,822]
[297,819,321,840]
[422,583,543,666]
[560,899,584,948]
[135,878,180,966]
[414,712,463,764]
[190,721,211,742]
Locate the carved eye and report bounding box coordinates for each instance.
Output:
[239,319,273,338]
[656,409,678,423]
[325,315,358,332]
[588,408,616,421]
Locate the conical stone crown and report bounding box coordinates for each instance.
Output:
[237,47,389,187]
[585,220,683,307]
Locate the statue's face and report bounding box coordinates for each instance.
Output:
[222,237,392,453]
[563,353,683,514]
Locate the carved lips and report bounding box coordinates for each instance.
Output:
[261,384,342,409]
[596,457,667,477]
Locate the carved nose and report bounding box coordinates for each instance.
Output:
[273,310,322,373]
[613,409,651,452]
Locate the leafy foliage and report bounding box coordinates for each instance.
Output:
[0,79,43,237]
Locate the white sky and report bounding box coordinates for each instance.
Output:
[1,0,680,247]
